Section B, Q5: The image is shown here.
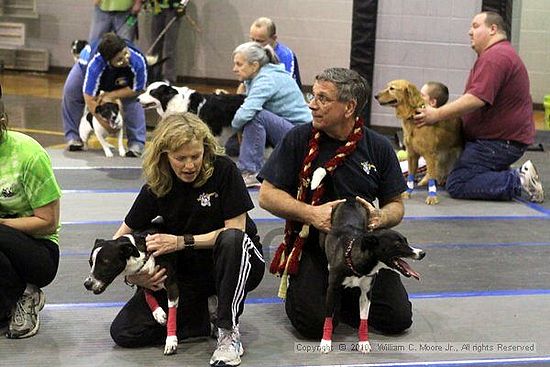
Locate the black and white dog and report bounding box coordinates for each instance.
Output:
[137,81,245,136]
[318,196,425,354]
[79,100,125,157]
[84,224,179,355]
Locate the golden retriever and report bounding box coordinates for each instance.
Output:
[375,79,463,205]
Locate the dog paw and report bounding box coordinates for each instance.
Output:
[152,308,167,325]
[401,191,411,199]
[164,336,178,355]
[425,196,439,205]
[119,149,126,157]
[358,341,371,354]
[104,150,114,158]
[319,339,332,354]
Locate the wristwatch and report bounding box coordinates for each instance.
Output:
[183,234,195,249]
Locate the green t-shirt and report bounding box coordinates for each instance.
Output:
[0,131,62,244]
[99,0,134,12]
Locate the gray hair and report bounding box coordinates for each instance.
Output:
[232,41,279,67]
[314,68,370,117]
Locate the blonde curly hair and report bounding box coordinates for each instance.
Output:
[142,112,225,197]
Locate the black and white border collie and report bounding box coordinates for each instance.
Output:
[137,81,245,136]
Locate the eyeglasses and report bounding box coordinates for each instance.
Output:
[305,93,337,106]
[110,48,130,67]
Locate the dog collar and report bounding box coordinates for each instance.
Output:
[196,99,206,116]
[344,238,362,277]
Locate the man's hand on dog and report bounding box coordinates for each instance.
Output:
[356,196,384,231]
[126,265,167,291]
[413,105,439,127]
[310,199,346,233]
[146,233,180,257]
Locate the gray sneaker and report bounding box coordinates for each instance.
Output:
[66,139,83,151]
[6,286,45,339]
[210,325,244,366]
[125,143,143,158]
[519,160,544,203]
[241,171,260,188]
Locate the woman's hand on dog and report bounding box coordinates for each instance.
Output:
[146,233,180,257]
[126,266,167,291]
[356,196,384,231]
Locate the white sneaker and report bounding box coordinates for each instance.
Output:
[241,171,260,188]
[6,285,45,339]
[210,325,244,366]
[519,160,544,203]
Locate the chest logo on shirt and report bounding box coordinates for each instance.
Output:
[115,77,128,88]
[197,192,219,207]
[360,161,377,175]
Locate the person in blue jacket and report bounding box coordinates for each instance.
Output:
[61,32,147,157]
[231,41,311,187]
[249,17,301,88]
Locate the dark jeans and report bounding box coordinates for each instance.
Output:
[445,139,526,201]
[285,244,412,339]
[0,224,59,317]
[110,229,264,348]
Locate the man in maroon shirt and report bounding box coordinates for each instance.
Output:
[414,11,544,203]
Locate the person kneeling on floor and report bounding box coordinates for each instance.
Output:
[109,112,265,366]
[0,84,62,339]
[61,32,147,158]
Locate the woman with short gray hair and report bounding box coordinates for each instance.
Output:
[231,41,311,187]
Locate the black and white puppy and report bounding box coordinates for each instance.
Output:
[84,230,179,355]
[79,100,125,157]
[319,198,425,354]
[137,81,245,136]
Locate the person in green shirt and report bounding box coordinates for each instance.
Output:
[89,0,143,44]
[0,84,62,339]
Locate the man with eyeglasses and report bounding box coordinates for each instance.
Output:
[61,32,148,157]
[258,68,412,339]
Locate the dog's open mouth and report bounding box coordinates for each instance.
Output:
[140,102,157,110]
[377,99,398,107]
[390,257,421,280]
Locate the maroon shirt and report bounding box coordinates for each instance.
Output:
[462,40,534,145]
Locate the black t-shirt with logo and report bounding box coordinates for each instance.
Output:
[125,155,259,278]
[259,123,406,204]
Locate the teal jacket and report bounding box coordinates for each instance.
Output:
[231,63,311,130]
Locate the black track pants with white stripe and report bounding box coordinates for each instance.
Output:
[214,228,265,330]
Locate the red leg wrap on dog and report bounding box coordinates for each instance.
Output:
[167,307,177,336]
[144,290,160,312]
[358,318,368,342]
[322,317,333,341]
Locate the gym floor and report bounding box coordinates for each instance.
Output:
[1,70,550,367]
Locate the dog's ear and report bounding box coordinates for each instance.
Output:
[92,239,104,251]
[360,233,379,252]
[120,241,140,259]
[94,104,105,114]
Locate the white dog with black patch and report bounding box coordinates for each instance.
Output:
[79,99,125,157]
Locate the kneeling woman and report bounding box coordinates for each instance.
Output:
[110,113,264,366]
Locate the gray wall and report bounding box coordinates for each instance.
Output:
[4,1,547,128]
[371,0,482,127]
[517,0,550,105]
